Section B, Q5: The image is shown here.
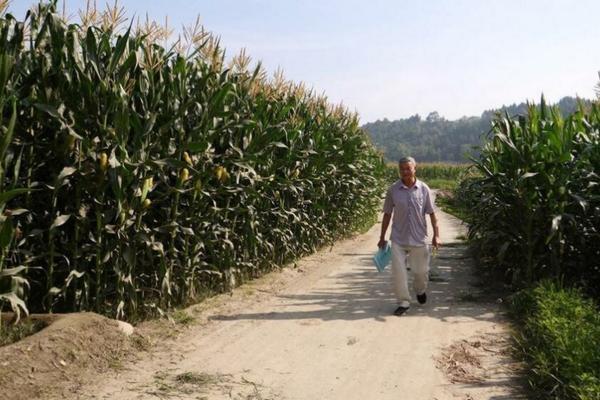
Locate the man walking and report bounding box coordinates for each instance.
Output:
[378,157,441,316]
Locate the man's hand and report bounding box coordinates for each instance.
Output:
[432,235,441,249]
[379,213,392,249]
[429,213,440,249]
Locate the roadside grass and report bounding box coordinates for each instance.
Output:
[509,280,600,400]
[427,178,457,190]
[149,370,264,398]
[436,195,470,222]
[175,371,219,386]
[170,310,195,326]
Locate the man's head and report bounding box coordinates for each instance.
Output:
[398,157,417,182]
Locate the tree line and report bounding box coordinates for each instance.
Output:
[362,96,591,163]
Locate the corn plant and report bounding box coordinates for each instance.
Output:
[0,1,386,319]
[384,162,471,190]
[465,97,600,296]
[0,39,31,323]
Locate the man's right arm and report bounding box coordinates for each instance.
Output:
[378,213,392,248]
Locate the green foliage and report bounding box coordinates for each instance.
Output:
[435,195,470,221]
[0,3,386,320]
[384,162,470,189]
[510,281,600,400]
[416,163,469,181]
[0,318,47,346]
[424,179,456,190]
[0,64,30,321]
[364,97,593,163]
[170,309,194,325]
[435,175,484,222]
[464,98,600,294]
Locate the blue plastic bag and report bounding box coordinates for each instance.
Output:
[373,241,391,273]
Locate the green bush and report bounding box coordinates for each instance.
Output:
[510,281,600,400]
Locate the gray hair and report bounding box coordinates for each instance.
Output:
[398,156,416,165]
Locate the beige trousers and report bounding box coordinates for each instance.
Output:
[391,243,430,308]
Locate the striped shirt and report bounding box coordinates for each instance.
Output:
[383,179,435,246]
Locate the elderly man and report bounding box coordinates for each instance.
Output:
[378,157,441,316]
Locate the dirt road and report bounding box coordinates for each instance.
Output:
[80,209,523,400]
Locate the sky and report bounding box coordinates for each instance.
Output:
[7,0,600,123]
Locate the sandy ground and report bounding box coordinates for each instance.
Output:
[72,209,524,400]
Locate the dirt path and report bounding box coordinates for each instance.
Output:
[75,209,523,400]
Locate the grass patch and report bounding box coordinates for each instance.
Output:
[509,280,600,399]
[108,358,124,370]
[149,370,226,397]
[427,178,457,190]
[170,310,195,325]
[175,371,218,386]
[0,319,47,347]
[436,195,470,222]
[130,333,151,351]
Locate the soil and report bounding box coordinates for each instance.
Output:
[0,312,144,400]
[0,207,526,400]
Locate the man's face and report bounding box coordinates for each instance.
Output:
[399,162,416,181]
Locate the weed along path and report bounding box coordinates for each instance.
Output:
[81,208,523,400]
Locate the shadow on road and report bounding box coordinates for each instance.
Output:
[206,238,525,398]
[208,243,502,324]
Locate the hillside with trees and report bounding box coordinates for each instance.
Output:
[363,96,590,163]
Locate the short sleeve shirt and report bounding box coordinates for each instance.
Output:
[383,179,435,246]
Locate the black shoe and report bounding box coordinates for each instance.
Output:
[417,292,427,305]
[393,306,409,316]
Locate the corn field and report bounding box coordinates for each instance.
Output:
[384,162,470,187]
[463,98,600,298]
[0,2,386,320]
